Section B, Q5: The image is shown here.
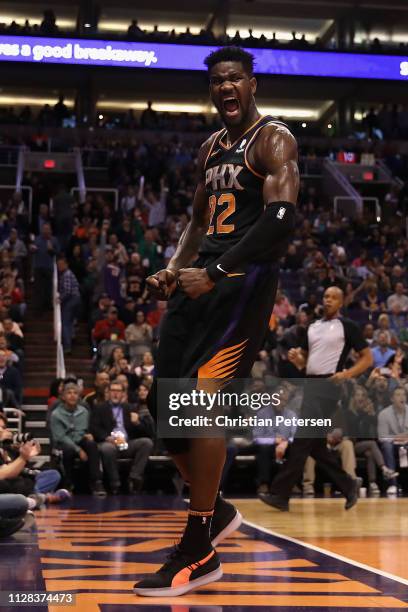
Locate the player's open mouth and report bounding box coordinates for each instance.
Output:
[222,97,240,116]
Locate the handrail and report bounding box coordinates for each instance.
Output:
[15,146,26,193]
[333,196,381,221]
[3,407,22,434]
[53,259,66,379]
[74,147,87,203]
[324,159,364,215]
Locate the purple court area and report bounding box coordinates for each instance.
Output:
[0,495,407,611]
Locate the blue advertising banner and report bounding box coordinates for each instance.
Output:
[0,35,407,80]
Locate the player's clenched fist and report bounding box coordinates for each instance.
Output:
[146,269,177,300]
[178,268,215,299]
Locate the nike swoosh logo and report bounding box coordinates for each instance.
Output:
[216,264,228,274]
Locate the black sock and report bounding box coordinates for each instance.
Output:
[179,508,214,555]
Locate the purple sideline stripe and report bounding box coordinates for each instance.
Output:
[0,35,407,80]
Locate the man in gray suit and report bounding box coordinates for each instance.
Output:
[378,387,408,496]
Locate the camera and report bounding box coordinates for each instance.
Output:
[2,432,32,447]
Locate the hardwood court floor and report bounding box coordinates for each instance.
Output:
[236,497,408,581]
[1,495,407,611]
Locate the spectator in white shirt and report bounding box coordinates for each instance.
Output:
[120,186,137,215]
[386,283,408,312]
[142,177,168,227]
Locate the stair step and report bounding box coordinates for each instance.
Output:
[25,421,47,428]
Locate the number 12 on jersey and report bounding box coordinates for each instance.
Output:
[207,193,236,235]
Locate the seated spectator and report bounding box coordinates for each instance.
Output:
[89,379,154,494]
[133,351,155,383]
[125,311,153,344]
[251,350,271,380]
[373,313,398,347]
[1,294,24,324]
[109,356,132,381]
[0,493,30,538]
[115,373,139,404]
[102,246,123,306]
[389,304,407,340]
[0,349,22,406]
[272,289,295,325]
[117,295,135,324]
[386,282,408,312]
[362,323,375,346]
[93,307,125,344]
[84,371,110,411]
[371,331,396,368]
[0,333,19,366]
[47,378,65,409]
[49,382,106,496]
[303,429,357,497]
[378,387,408,496]
[0,413,70,504]
[2,228,27,273]
[1,321,24,366]
[121,186,138,215]
[282,244,302,270]
[347,385,398,495]
[252,383,297,494]
[146,301,167,331]
[360,282,385,318]
[91,293,112,329]
[107,346,125,366]
[366,369,393,412]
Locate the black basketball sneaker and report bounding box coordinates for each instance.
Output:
[210,496,243,547]
[133,545,222,597]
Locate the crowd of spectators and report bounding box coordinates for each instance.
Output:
[0,117,407,505]
[360,105,408,141]
[0,194,27,409]
[3,100,408,144]
[1,11,408,55]
[39,135,408,498]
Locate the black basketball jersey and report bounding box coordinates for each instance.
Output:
[199,115,288,255]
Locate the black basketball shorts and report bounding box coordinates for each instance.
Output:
[148,255,279,454]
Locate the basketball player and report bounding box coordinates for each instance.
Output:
[134,47,299,597]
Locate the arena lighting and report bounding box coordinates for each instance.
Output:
[0,36,407,80]
[98,114,104,119]
[99,21,201,35]
[84,23,92,29]
[96,100,322,119]
[226,28,315,41]
[354,31,408,44]
[0,95,74,107]
[328,123,333,128]
[0,14,75,29]
[301,122,307,128]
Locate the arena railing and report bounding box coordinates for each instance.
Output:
[0,145,20,166]
[333,195,381,221]
[53,259,66,379]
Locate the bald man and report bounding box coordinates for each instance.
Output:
[260,286,373,511]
